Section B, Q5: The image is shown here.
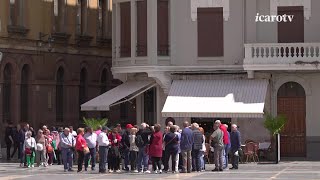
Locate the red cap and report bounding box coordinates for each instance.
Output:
[126,124,134,129]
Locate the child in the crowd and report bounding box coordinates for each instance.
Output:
[129,128,139,173]
[24,131,36,168]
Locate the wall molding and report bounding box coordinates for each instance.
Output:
[191,0,230,21]
[270,0,311,20]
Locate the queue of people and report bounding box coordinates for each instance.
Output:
[3,119,242,174]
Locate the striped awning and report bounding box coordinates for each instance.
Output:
[162,79,268,118]
[81,80,156,111]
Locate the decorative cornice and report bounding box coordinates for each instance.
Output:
[148,71,172,94]
[191,0,230,21]
[270,0,311,20]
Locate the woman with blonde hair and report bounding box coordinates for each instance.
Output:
[35,129,47,167]
[199,127,206,171]
[129,128,139,172]
[23,131,36,168]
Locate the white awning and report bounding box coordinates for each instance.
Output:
[162,79,268,118]
[81,80,156,111]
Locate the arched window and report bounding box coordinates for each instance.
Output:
[79,68,87,121]
[100,68,109,118]
[56,67,64,122]
[20,65,30,122]
[2,64,12,123]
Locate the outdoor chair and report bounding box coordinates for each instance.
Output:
[243,142,258,163]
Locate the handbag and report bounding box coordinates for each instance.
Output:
[83,146,90,154]
[47,144,54,153]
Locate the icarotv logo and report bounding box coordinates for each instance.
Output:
[255,13,294,22]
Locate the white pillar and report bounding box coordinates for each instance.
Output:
[147,0,157,65]
[170,0,176,65]
[115,2,121,59]
[136,94,143,125]
[131,0,137,63]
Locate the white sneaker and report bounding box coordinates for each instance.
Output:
[20,163,24,167]
[144,170,151,173]
[159,170,162,174]
[31,165,34,168]
[133,170,139,173]
[116,170,121,173]
[153,170,158,174]
[109,169,113,173]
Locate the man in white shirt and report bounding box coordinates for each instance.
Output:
[97,126,110,173]
[84,127,98,171]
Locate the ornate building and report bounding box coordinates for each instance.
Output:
[0,0,135,132]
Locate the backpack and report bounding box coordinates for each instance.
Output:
[135,135,144,148]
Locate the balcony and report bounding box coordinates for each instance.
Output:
[244,43,320,70]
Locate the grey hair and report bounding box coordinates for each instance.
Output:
[141,123,147,129]
[192,123,199,129]
[26,131,32,136]
[231,124,237,128]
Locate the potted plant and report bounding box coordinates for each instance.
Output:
[83,117,108,131]
[263,114,287,162]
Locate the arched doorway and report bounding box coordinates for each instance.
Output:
[2,64,13,123]
[21,64,30,122]
[277,81,306,157]
[79,68,87,122]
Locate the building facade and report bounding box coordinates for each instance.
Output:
[81,0,320,160]
[0,0,137,135]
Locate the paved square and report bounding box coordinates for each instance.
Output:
[0,161,319,180]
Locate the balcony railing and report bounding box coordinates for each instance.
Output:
[244,43,320,65]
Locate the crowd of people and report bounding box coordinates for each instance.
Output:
[4,120,242,174]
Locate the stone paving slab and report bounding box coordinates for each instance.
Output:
[0,161,319,180]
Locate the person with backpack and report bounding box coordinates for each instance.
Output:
[210,122,224,172]
[128,128,139,172]
[163,125,180,173]
[136,123,153,173]
[148,124,163,174]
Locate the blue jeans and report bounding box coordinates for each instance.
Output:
[224,144,231,169]
[99,146,109,171]
[85,148,96,169]
[199,151,205,170]
[137,146,149,172]
[61,148,73,170]
[123,149,130,170]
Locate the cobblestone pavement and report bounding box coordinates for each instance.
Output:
[0,161,319,180]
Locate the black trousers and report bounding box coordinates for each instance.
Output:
[54,150,61,164]
[151,157,162,171]
[6,141,12,160]
[77,150,85,171]
[163,150,177,172]
[129,151,138,171]
[11,142,19,158]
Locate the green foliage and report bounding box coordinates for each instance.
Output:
[83,117,108,131]
[264,114,287,136]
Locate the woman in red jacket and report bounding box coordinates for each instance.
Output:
[76,128,87,173]
[108,128,122,173]
[148,124,163,174]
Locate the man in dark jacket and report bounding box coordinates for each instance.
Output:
[180,121,193,173]
[136,123,153,173]
[191,123,203,172]
[230,124,241,170]
[4,122,14,160]
[121,124,133,171]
